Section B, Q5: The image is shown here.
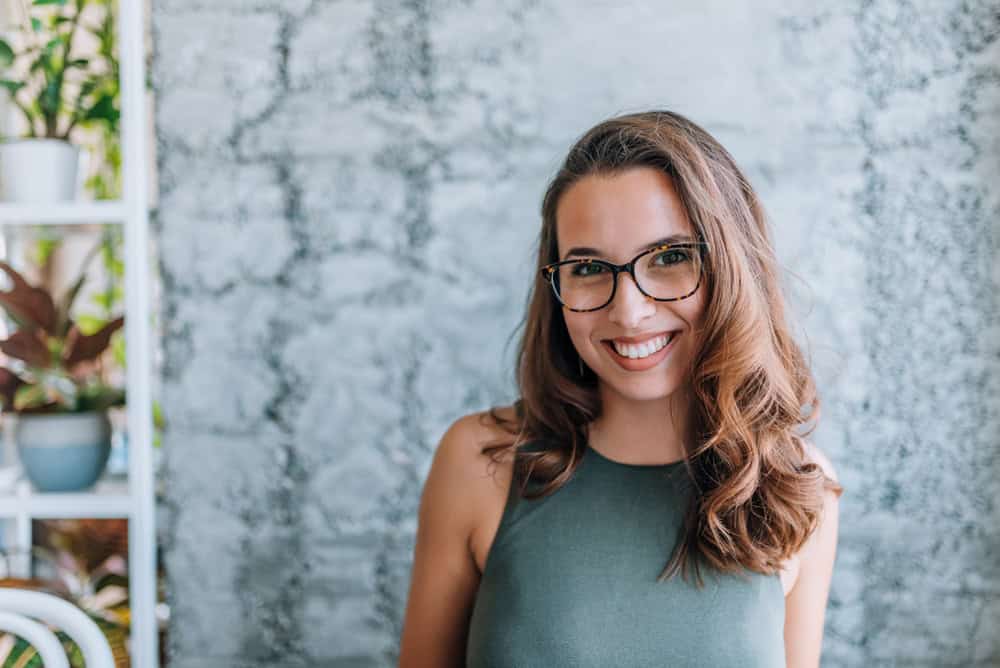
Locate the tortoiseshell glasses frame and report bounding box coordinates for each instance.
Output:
[539,241,711,313]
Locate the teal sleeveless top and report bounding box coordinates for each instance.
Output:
[465,441,786,667]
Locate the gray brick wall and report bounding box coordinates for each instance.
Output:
[152,1,1000,666]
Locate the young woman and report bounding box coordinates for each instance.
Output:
[399,110,844,667]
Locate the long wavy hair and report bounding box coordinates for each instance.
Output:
[482,109,844,588]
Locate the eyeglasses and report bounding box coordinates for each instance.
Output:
[539,241,710,312]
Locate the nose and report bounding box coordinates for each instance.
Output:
[606,270,656,329]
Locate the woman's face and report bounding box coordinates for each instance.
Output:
[554,166,707,404]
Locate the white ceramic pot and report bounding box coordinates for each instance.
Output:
[14,411,112,492]
[0,138,81,203]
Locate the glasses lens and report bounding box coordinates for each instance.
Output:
[553,261,614,310]
[635,245,703,300]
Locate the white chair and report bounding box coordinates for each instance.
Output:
[0,609,69,668]
[0,588,114,668]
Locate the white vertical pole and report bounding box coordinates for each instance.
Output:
[13,508,29,579]
[118,0,157,665]
[0,518,11,577]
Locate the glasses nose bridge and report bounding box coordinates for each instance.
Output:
[612,259,641,289]
[608,259,647,303]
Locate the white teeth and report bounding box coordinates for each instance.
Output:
[611,333,674,359]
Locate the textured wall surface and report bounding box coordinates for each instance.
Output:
[152,1,1000,666]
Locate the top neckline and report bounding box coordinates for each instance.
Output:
[584,442,686,470]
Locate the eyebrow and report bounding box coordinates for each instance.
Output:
[562,234,696,260]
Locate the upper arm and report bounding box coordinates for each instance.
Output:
[398,415,487,668]
[784,442,842,668]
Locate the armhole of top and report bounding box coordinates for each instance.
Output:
[480,440,543,572]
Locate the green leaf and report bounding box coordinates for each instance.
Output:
[14,383,49,412]
[33,0,69,5]
[0,39,14,68]
[90,292,112,311]
[29,53,46,73]
[40,78,62,117]
[111,329,124,369]
[31,17,43,32]
[75,78,98,107]
[74,312,104,334]
[83,92,118,123]
[31,235,60,267]
[43,37,62,58]
[0,80,26,94]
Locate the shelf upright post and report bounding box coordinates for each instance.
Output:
[119,0,158,665]
[13,505,29,578]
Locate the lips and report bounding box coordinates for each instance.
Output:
[599,329,681,371]
[610,333,670,358]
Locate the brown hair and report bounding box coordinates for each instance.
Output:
[482,109,843,587]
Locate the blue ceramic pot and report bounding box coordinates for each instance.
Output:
[15,411,112,492]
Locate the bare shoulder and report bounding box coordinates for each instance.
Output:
[398,407,518,666]
[413,411,498,555]
[799,437,842,550]
[429,407,518,533]
[436,406,518,477]
[783,439,843,665]
[802,439,840,487]
[443,407,519,575]
[779,439,841,596]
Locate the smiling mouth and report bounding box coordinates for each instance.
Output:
[603,332,677,360]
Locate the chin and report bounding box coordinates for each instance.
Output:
[600,377,683,403]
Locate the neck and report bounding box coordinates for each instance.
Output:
[587,383,691,465]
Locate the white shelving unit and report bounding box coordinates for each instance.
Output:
[0,477,131,519]
[0,201,127,225]
[0,1,158,665]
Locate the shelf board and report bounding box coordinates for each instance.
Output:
[0,201,126,225]
[0,476,131,518]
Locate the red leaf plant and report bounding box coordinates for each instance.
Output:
[0,260,125,414]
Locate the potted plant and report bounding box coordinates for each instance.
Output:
[0,248,124,492]
[0,0,120,202]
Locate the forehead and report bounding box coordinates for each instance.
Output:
[554,167,694,260]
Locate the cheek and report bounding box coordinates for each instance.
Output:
[563,313,598,351]
[675,291,707,333]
